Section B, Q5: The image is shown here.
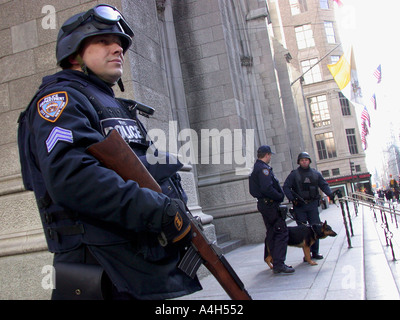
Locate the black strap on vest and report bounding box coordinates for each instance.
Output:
[66,81,138,119]
[67,81,151,149]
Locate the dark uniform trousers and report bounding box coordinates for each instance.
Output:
[257,200,288,268]
[293,201,321,254]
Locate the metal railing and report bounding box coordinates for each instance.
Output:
[338,191,399,260]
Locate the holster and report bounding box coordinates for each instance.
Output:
[54,262,111,300]
[278,205,288,220]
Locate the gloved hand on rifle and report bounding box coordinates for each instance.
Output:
[161,198,192,247]
[332,189,343,198]
[292,198,300,206]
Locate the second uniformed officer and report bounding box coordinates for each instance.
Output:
[249,146,294,274]
[283,152,334,261]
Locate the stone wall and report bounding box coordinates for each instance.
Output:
[172,0,297,236]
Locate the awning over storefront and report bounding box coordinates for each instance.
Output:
[326,172,371,184]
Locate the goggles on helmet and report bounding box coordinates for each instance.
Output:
[61,4,134,38]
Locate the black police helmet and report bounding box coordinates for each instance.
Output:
[297,152,312,164]
[56,5,133,68]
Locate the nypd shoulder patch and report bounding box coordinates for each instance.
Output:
[262,168,269,176]
[46,127,73,153]
[37,91,68,122]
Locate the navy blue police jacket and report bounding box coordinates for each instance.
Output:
[249,159,284,202]
[17,69,201,299]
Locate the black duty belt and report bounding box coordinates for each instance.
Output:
[47,224,85,242]
[301,199,318,204]
[259,198,275,204]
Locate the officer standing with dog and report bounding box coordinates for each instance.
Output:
[283,152,334,261]
[249,146,295,274]
[17,4,201,299]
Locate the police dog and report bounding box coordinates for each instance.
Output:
[265,221,337,268]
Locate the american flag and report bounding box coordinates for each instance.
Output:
[361,106,371,127]
[373,64,382,83]
[333,0,344,6]
[371,93,377,110]
[360,106,370,150]
[361,120,369,150]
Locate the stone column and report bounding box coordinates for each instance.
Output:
[155,0,215,241]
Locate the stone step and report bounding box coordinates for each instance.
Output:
[362,206,400,299]
[217,233,245,254]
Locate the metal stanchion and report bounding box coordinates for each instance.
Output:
[339,199,352,248]
[344,199,354,236]
[350,192,397,261]
[381,208,396,261]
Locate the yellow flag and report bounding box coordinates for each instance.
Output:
[327,52,351,90]
[327,47,363,106]
[328,47,368,149]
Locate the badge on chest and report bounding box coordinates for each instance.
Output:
[101,118,148,146]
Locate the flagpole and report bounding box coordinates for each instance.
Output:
[290,43,342,86]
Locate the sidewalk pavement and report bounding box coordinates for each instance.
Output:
[176,201,400,300]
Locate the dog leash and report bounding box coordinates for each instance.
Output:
[286,211,321,239]
[286,208,310,227]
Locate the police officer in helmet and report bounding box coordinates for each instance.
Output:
[17,4,201,299]
[249,146,295,274]
[283,152,334,261]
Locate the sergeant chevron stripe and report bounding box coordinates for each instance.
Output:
[46,127,73,153]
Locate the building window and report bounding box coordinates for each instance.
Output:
[320,0,329,9]
[315,132,337,160]
[331,55,340,64]
[332,168,340,176]
[355,165,361,172]
[301,58,322,84]
[346,128,359,154]
[324,21,336,44]
[290,0,308,15]
[308,95,330,128]
[295,24,315,50]
[339,92,351,115]
[321,170,330,178]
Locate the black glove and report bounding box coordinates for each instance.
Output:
[161,198,192,247]
[332,189,343,198]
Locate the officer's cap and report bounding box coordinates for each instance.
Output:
[257,145,275,155]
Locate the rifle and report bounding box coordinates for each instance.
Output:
[87,129,252,300]
[290,189,307,204]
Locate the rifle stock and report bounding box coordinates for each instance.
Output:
[87,130,252,300]
[87,130,161,192]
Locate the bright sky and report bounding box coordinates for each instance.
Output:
[334,0,400,186]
